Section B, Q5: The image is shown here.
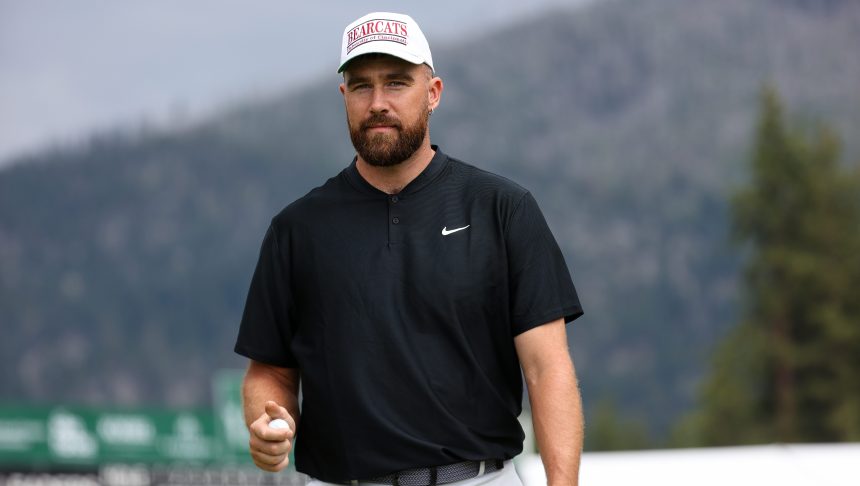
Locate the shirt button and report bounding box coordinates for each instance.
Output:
[392,217,400,224]
[390,195,399,203]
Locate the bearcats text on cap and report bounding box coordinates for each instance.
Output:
[338,12,434,74]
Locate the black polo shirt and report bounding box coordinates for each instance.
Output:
[235,146,582,482]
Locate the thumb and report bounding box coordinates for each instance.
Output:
[265,400,288,420]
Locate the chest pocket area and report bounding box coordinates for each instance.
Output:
[430,228,504,299]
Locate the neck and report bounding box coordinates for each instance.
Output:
[355,138,435,194]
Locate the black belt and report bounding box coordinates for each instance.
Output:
[341,459,505,486]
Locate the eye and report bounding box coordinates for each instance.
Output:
[387,81,407,88]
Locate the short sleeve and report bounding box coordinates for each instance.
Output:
[506,192,583,336]
[234,223,299,367]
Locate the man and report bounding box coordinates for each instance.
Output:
[235,11,584,486]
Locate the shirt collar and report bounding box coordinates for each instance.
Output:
[344,145,449,197]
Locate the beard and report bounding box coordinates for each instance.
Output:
[348,105,429,167]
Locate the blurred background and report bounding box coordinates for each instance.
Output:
[1,0,859,484]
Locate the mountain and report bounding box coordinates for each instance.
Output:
[2,0,859,442]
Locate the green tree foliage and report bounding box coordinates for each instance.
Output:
[685,86,860,444]
[585,399,651,451]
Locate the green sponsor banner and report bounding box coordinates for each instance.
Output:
[0,408,47,465]
[0,406,219,466]
[0,368,272,467]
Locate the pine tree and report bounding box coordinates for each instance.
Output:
[687,86,860,444]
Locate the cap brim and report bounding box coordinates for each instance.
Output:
[338,48,425,73]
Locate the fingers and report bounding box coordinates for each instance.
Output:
[250,438,292,472]
[249,415,292,472]
[251,412,294,443]
[248,401,296,472]
[265,400,286,419]
[261,401,295,436]
[250,427,291,454]
[251,451,290,472]
[264,401,297,431]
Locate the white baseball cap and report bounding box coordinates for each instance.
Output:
[338,12,434,73]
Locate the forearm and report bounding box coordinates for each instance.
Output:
[242,360,301,428]
[526,357,583,486]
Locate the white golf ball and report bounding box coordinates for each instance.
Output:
[269,418,289,430]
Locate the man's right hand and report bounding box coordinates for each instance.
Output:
[248,400,296,472]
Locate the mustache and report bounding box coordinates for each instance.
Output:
[361,114,402,130]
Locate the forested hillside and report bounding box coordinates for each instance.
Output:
[2,0,859,442]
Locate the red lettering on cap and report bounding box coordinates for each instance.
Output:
[346,19,410,53]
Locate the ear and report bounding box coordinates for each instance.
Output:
[339,83,346,96]
[428,76,443,112]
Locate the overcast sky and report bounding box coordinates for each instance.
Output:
[0,0,595,166]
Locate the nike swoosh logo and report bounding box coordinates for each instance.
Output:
[442,225,470,236]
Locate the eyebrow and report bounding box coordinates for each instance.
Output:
[346,71,416,88]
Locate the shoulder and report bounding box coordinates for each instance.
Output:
[444,155,530,201]
[439,153,554,237]
[270,170,347,230]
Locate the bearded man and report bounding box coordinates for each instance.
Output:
[235,11,585,486]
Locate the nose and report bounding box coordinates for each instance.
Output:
[369,87,389,114]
